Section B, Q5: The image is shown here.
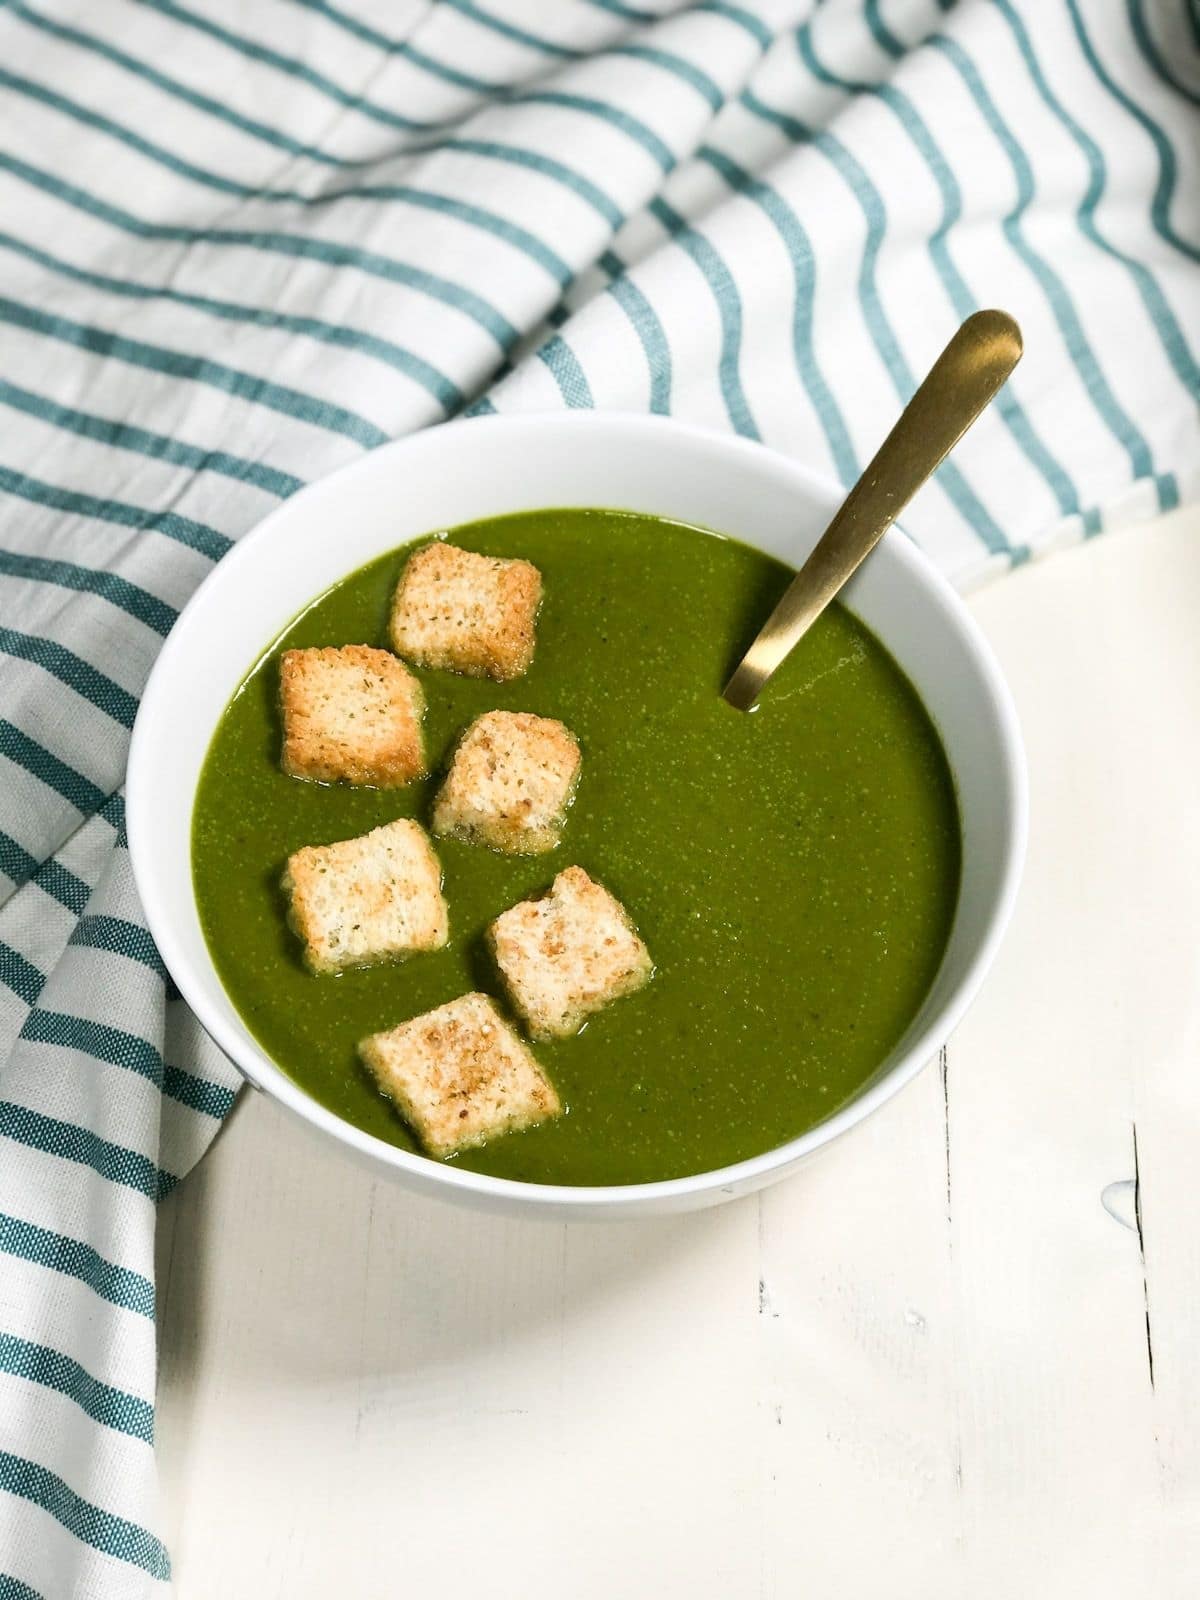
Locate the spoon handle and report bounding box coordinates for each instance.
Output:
[722,309,1023,711]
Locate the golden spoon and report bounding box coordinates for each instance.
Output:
[722,309,1023,712]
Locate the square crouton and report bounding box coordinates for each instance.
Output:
[433,711,581,855]
[282,819,448,975]
[359,993,561,1157]
[389,541,542,682]
[280,645,425,787]
[489,866,653,1040]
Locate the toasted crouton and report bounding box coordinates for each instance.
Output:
[282,819,448,975]
[389,541,542,681]
[489,866,653,1040]
[433,711,581,855]
[359,992,561,1157]
[280,645,425,786]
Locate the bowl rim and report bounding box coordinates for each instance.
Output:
[127,410,1028,1209]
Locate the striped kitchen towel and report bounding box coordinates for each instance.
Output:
[1,0,1197,1591]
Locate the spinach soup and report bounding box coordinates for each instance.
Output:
[191,510,960,1185]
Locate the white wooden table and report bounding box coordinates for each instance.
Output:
[155,504,1200,1599]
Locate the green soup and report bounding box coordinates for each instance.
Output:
[192,510,960,1185]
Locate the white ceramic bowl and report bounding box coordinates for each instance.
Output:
[128,413,1026,1220]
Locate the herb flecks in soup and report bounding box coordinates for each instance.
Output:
[192,511,961,1186]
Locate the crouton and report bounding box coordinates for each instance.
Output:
[359,992,561,1157]
[489,866,653,1040]
[282,819,448,975]
[432,710,581,855]
[389,541,542,681]
[280,645,425,786]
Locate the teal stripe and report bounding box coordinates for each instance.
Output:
[149,0,719,122]
[0,943,43,1006]
[129,0,438,132]
[1128,0,1200,107]
[348,186,571,286]
[0,1333,153,1443]
[0,460,230,564]
[0,1102,172,1204]
[0,723,106,816]
[465,395,498,417]
[0,833,37,890]
[0,1452,169,1580]
[989,4,1200,412]
[285,0,499,94]
[0,1212,154,1318]
[782,48,1079,517]
[8,0,348,168]
[434,142,624,229]
[367,36,493,95]
[12,1,629,228]
[536,335,594,407]
[0,629,138,729]
[582,0,773,48]
[1,38,624,242]
[698,144,860,485]
[69,916,164,979]
[1065,0,1198,264]
[772,53,1012,555]
[0,550,176,638]
[0,154,518,354]
[101,792,126,841]
[443,0,583,59]
[0,843,98,913]
[600,251,672,414]
[863,0,906,57]
[650,198,759,438]
[281,0,428,61]
[0,73,620,231]
[0,835,90,913]
[68,907,178,1004]
[20,1010,161,1089]
[162,1065,237,1121]
[0,284,389,450]
[521,91,676,172]
[2,67,572,288]
[930,33,1159,481]
[580,0,664,18]
[0,378,301,499]
[695,0,773,47]
[0,65,261,202]
[13,0,671,219]
[607,44,724,110]
[19,1007,233,1117]
[0,1576,45,1600]
[0,233,463,411]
